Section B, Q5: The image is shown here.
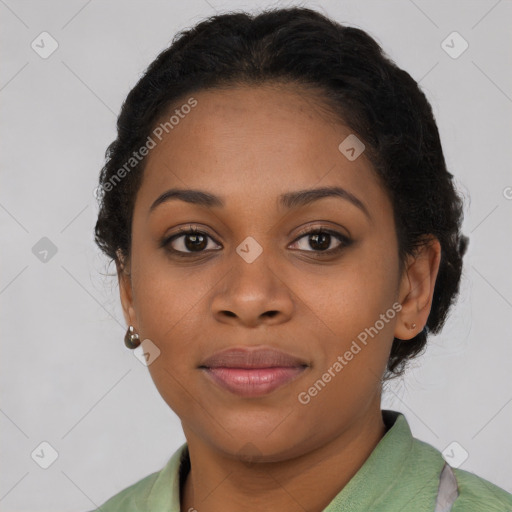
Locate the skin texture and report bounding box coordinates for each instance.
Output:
[118,84,441,512]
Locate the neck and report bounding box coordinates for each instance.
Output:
[180,404,387,512]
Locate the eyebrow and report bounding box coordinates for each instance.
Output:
[149,186,371,220]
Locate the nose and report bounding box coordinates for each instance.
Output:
[211,251,294,328]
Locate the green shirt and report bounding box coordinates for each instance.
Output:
[92,410,512,511]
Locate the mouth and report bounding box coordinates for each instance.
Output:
[199,347,309,397]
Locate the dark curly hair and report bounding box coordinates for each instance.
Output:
[94,7,469,380]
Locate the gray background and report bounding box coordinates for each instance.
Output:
[1,0,511,510]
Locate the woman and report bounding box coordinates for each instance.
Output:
[91,7,512,511]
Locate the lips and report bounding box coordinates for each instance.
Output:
[200,347,308,369]
[199,347,309,397]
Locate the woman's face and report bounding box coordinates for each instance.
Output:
[119,84,418,461]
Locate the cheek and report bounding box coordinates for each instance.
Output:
[303,239,399,336]
[129,233,208,337]
[293,259,398,428]
[129,243,232,394]
[132,268,212,349]
[300,237,400,389]
[130,266,210,416]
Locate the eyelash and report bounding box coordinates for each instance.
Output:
[292,227,352,256]
[161,225,352,259]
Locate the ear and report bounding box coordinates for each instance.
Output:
[394,236,441,341]
[116,251,137,329]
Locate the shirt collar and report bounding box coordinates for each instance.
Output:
[324,410,444,510]
[146,410,443,511]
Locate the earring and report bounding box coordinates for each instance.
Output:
[124,325,141,349]
[409,323,417,331]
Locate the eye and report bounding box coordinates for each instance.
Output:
[161,225,352,258]
[289,228,351,254]
[162,226,221,256]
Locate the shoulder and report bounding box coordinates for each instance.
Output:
[87,442,188,512]
[384,411,512,510]
[409,436,512,510]
[408,434,512,511]
[451,467,512,511]
[88,470,161,512]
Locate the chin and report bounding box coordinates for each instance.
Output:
[200,418,311,463]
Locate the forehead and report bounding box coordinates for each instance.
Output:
[136,84,389,216]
